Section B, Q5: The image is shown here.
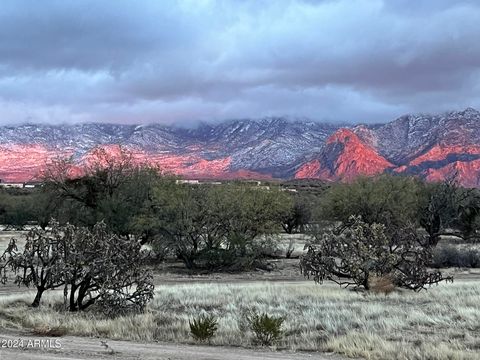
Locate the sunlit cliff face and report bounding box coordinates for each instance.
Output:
[295,129,394,181]
[294,128,480,186]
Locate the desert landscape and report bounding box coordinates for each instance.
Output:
[1,177,479,360]
[2,1,480,359]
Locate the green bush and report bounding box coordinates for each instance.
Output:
[432,245,480,268]
[247,311,284,346]
[189,314,218,342]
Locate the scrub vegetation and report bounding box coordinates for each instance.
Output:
[0,281,479,360]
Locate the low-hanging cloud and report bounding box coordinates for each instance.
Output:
[0,0,480,125]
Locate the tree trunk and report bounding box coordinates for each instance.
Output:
[79,298,95,311]
[363,275,370,290]
[282,223,293,234]
[31,287,44,307]
[76,278,91,310]
[182,255,195,269]
[69,284,78,311]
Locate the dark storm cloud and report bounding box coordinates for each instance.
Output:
[0,0,193,72]
[0,0,479,125]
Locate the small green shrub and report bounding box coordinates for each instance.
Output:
[432,245,480,268]
[189,314,218,342]
[247,311,285,346]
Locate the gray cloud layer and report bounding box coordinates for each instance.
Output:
[0,0,479,125]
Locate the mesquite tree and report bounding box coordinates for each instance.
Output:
[281,197,312,234]
[1,221,154,313]
[136,182,290,269]
[420,178,480,246]
[300,216,451,291]
[41,146,162,238]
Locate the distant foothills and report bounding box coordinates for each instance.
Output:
[1,107,480,187]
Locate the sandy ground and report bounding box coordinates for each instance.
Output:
[2,257,478,297]
[0,329,346,360]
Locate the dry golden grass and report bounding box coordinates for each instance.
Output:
[0,281,479,359]
[368,275,396,295]
[31,324,68,337]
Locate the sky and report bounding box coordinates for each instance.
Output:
[1,0,480,126]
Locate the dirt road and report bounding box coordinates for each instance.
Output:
[0,329,345,360]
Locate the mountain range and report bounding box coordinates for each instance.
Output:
[1,108,480,187]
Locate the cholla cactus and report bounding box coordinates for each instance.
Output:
[301,216,452,291]
[1,220,154,312]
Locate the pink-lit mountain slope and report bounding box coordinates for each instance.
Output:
[2,108,480,187]
[294,108,480,187]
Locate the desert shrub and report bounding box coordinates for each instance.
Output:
[419,179,480,246]
[281,196,312,234]
[0,189,38,230]
[247,311,284,346]
[189,314,218,342]
[432,245,480,268]
[285,237,296,258]
[318,175,480,246]
[319,175,424,233]
[194,236,278,271]
[32,325,67,337]
[149,241,173,263]
[368,275,396,295]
